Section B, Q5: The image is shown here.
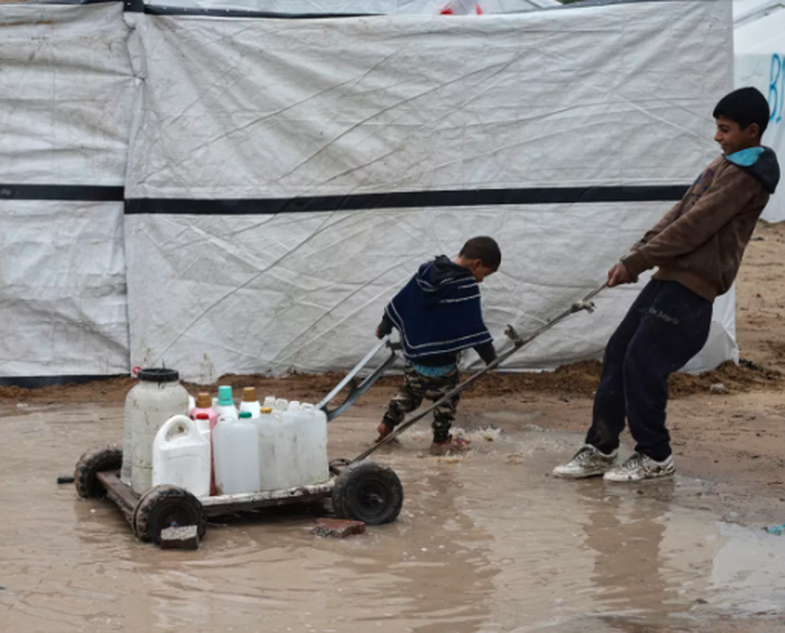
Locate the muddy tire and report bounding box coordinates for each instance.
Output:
[133,485,206,544]
[331,461,403,525]
[74,444,123,499]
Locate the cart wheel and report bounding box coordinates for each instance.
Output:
[74,444,123,499]
[331,461,403,525]
[133,485,206,544]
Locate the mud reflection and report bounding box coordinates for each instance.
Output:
[577,481,676,628]
[331,468,498,632]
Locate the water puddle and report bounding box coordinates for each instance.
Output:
[1,405,784,632]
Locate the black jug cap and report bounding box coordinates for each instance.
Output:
[137,368,180,383]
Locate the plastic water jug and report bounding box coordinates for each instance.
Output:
[214,385,238,422]
[239,387,261,418]
[283,402,329,487]
[152,415,211,498]
[213,411,260,495]
[193,412,217,496]
[298,403,329,485]
[122,368,190,494]
[254,406,295,491]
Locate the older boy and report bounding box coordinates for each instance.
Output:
[555,87,780,482]
[375,236,500,456]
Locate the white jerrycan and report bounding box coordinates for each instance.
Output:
[213,412,260,495]
[152,415,211,498]
[299,404,329,485]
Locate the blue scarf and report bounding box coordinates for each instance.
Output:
[385,256,492,361]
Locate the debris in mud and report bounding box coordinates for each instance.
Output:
[710,382,728,394]
[160,525,200,550]
[313,518,366,538]
[765,523,785,536]
[432,455,464,464]
[56,476,75,484]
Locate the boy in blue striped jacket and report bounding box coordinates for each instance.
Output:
[375,236,500,456]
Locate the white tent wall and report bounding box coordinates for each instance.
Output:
[0,3,135,379]
[124,0,737,382]
[734,3,785,222]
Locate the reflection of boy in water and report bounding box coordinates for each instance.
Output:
[555,87,780,482]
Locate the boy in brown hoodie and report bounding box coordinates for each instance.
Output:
[554,87,780,482]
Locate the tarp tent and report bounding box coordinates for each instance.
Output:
[734,0,785,222]
[0,3,135,381]
[1,0,739,384]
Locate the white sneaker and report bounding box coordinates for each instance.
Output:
[603,452,675,482]
[553,445,618,479]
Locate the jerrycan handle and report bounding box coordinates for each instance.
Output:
[300,403,314,411]
[157,414,202,445]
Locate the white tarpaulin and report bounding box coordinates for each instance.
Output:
[0,3,134,378]
[124,0,738,382]
[734,0,785,222]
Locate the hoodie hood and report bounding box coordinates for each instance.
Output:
[726,146,780,194]
[415,255,474,298]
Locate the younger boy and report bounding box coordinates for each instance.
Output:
[554,86,780,482]
[375,236,501,456]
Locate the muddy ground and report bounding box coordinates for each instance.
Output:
[1,222,785,632]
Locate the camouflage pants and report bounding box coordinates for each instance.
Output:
[381,364,460,442]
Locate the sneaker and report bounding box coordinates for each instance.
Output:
[603,452,675,482]
[552,445,617,479]
[375,422,394,443]
[429,435,469,456]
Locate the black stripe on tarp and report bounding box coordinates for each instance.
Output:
[127,0,673,17]
[0,185,125,202]
[139,4,372,17]
[125,185,689,215]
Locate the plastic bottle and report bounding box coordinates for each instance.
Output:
[214,385,238,422]
[254,406,294,491]
[239,387,261,418]
[299,403,329,485]
[152,415,210,497]
[190,392,217,427]
[193,412,217,496]
[123,368,190,495]
[213,411,260,495]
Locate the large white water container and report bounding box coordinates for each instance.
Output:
[123,368,190,495]
[254,406,295,491]
[213,412,260,495]
[152,415,211,497]
[298,404,329,485]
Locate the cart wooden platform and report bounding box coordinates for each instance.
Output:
[74,445,403,546]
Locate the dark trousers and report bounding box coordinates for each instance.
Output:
[586,280,713,462]
[382,364,460,442]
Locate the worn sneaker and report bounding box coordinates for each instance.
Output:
[552,445,617,479]
[603,452,675,482]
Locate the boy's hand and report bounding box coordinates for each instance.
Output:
[376,325,385,339]
[607,263,634,287]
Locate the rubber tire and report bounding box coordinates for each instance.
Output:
[133,485,206,544]
[331,461,403,525]
[74,444,123,499]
